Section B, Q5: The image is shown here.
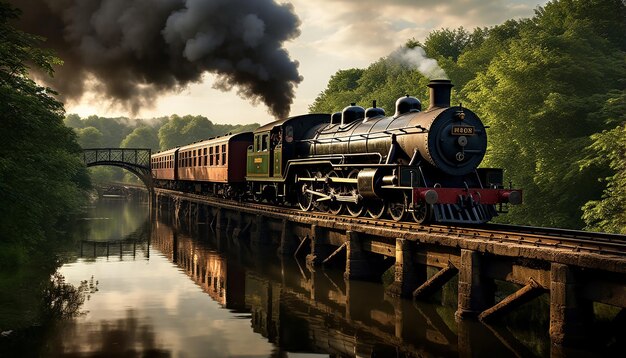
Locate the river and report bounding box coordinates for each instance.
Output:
[4,198,617,357]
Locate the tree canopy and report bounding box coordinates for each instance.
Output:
[0,2,90,251]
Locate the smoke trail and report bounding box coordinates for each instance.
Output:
[9,0,303,118]
[390,46,448,79]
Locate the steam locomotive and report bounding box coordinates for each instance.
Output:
[151,79,522,224]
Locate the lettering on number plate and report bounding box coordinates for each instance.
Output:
[451,126,475,135]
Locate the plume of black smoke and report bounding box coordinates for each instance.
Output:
[10,0,303,118]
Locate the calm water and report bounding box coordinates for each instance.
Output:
[14,199,618,357]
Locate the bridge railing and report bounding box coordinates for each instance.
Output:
[82,148,152,169]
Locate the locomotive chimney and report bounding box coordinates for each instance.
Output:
[427,79,453,110]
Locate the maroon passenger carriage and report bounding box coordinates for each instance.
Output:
[152,132,253,197]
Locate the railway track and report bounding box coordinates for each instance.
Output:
[156,188,626,257]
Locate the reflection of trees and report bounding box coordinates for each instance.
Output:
[0,273,98,357]
[41,273,98,321]
[80,200,150,243]
[44,309,170,357]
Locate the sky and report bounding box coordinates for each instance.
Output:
[66,0,549,126]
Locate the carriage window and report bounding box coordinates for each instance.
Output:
[222,144,227,164]
[203,148,207,166]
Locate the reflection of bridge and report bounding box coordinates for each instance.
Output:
[78,220,152,260]
[82,148,153,191]
[150,219,547,357]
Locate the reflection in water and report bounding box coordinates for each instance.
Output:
[44,309,169,357]
[76,199,151,242]
[55,200,274,358]
[48,200,615,357]
[148,216,535,357]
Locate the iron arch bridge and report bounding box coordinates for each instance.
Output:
[82,148,153,191]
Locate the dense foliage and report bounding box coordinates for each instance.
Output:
[0,2,90,254]
[309,0,625,231]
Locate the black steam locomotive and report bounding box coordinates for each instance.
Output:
[152,79,522,224]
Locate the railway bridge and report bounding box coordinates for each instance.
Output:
[82,148,153,192]
[153,188,626,349]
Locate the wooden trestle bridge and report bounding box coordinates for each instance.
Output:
[153,188,626,349]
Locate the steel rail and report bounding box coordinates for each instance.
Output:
[155,188,626,256]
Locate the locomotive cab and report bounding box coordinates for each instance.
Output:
[246,114,331,201]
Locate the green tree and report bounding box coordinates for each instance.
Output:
[0,2,90,251]
[309,68,365,113]
[76,126,103,148]
[158,115,216,150]
[422,27,474,61]
[120,125,159,151]
[463,0,625,228]
[64,113,83,129]
[581,90,626,233]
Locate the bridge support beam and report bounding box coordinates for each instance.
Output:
[413,262,458,300]
[345,231,377,281]
[455,249,494,320]
[306,225,332,270]
[479,277,545,322]
[250,214,268,248]
[277,219,298,256]
[386,238,425,298]
[549,263,592,347]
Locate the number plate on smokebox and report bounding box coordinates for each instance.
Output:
[451,126,475,135]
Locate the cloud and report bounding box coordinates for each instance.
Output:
[288,0,543,61]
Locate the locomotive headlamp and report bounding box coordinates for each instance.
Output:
[455,111,465,121]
